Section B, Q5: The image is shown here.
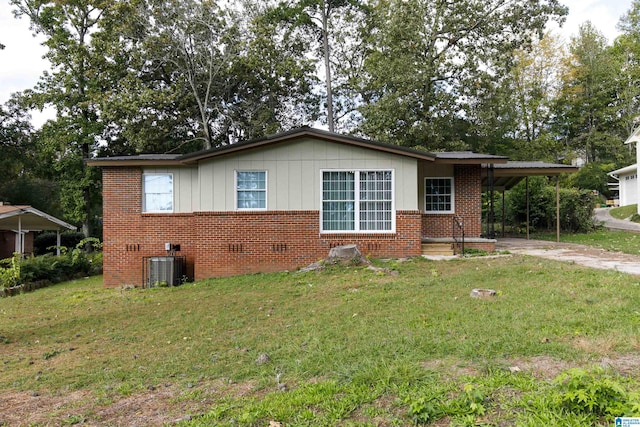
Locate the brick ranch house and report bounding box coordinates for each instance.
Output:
[89,127,554,287]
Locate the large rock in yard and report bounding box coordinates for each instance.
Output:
[327,244,370,266]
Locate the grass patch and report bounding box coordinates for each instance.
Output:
[2,258,640,425]
[609,204,638,220]
[532,229,640,255]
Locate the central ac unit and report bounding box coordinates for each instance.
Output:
[147,256,183,287]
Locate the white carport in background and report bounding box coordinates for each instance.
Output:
[0,204,76,256]
[624,125,640,214]
[608,164,637,207]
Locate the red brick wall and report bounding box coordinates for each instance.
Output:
[192,210,421,280]
[102,167,422,286]
[422,165,483,238]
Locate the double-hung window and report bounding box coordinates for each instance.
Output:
[143,174,173,213]
[424,177,454,213]
[236,171,267,210]
[322,170,394,232]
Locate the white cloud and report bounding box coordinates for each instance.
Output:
[0,2,49,104]
[552,0,632,43]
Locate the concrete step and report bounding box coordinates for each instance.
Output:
[421,243,454,256]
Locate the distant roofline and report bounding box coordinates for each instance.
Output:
[486,160,579,177]
[609,164,637,176]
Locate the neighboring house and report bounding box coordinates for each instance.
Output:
[611,124,640,212]
[88,127,569,287]
[0,203,76,258]
[608,164,636,207]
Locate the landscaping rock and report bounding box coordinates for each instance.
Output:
[366,265,399,276]
[255,353,270,365]
[327,244,369,265]
[299,244,370,272]
[470,289,497,298]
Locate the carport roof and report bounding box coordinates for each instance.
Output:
[0,205,76,231]
[482,161,579,191]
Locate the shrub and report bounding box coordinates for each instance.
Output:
[33,231,86,255]
[1,238,103,295]
[552,367,640,418]
[506,178,596,233]
[555,188,597,233]
[0,254,21,289]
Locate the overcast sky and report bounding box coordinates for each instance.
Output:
[0,0,634,126]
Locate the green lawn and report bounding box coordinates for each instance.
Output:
[533,229,640,255]
[609,204,638,220]
[2,258,640,425]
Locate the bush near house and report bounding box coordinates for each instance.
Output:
[505,177,597,233]
[0,238,102,293]
[33,231,86,255]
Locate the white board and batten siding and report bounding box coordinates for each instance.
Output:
[142,167,199,213]
[142,138,458,214]
[197,137,419,212]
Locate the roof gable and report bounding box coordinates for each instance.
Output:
[87,127,508,167]
[180,127,439,163]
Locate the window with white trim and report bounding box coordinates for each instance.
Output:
[322,170,394,232]
[236,171,267,210]
[143,174,173,213]
[424,177,454,213]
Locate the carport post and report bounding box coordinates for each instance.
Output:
[501,189,506,237]
[526,176,530,240]
[56,230,61,256]
[556,176,560,243]
[17,213,22,255]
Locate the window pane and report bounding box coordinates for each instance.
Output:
[237,171,266,190]
[237,171,266,209]
[425,178,452,212]
[322,171,355,230]
[358,171,392,231]
[144,174,173,212]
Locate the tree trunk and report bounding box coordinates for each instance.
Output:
[321,2,334,132]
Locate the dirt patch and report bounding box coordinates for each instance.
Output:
[0,379,259,426]
[508,355,640,380]
[421,354,640,382]
[0,388,193,426]
[420,358,480,377]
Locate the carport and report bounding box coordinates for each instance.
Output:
[0,204,76,257]
[482,161,579,241]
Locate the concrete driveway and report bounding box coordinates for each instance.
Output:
[496,237,640,276]
[593,207,640,232]
[491,207,640,276]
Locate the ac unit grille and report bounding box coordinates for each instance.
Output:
[144,256,185,287]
